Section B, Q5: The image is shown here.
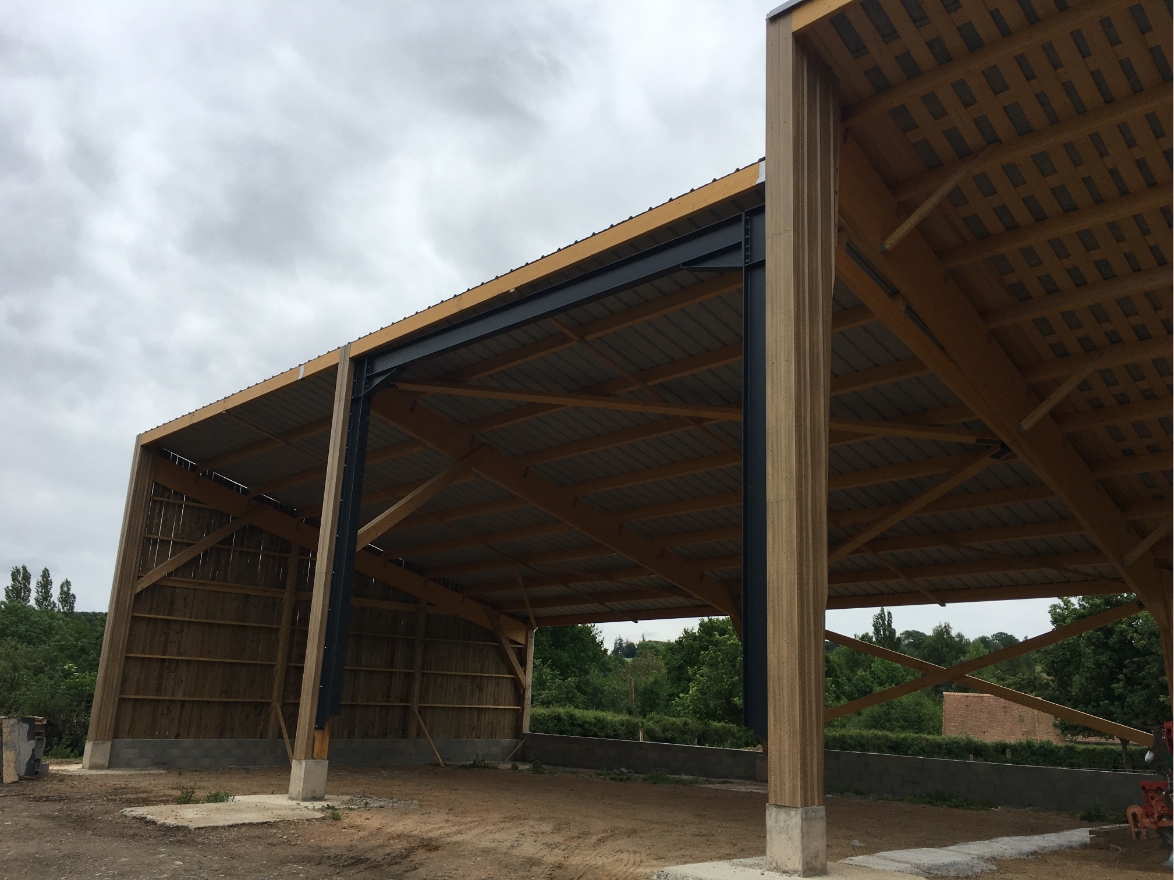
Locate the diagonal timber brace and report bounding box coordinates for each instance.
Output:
[825,625,1151,745]
[150,455,526,644]
[835,137,1172,688]
[369,389,740,624]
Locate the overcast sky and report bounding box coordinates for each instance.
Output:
[0,1,1056,642]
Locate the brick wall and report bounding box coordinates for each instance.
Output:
[942,692,1063,743]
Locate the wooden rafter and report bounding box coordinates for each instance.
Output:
[151,456,527,643]
[825,580,1125,609]
[829,449,1009,493]
[427,543,610,579]
[892,87,1171,201]
[828,484,1055,528]
[842,518,1086,557]
[841,0,1132,127]
[202,418,333,471]
[498,587,679,614]
[1054,398,1172,434]
[829,551,1108,587]
[252,440,424,497]
[836,135,1170,646]
[463,343,742,435]
[938,187,1170,271]
[830,358,927,396]
[1021,336,1169,384]
[537,605,719,627]
[393,379,741,421]
[370,388,740,622]
[982,267,1171,330]
[445,273,743,384]
[460,565,649,596]
[825,625,1150,745]
[571,451,740,497]
[356,446,490,548]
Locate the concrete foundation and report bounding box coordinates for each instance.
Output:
[288,759,328,800]
[765,805,826,877]
[654,858,891,879]
[82,740,111,770]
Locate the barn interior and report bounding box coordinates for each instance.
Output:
[84,0,1171,874]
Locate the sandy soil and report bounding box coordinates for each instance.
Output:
[0,762,1168,879]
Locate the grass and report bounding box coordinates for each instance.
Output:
[175,788,233,804]
[595,769,632,782]
[641,769,694,785]
[530,757,547,775]
[327,807,341,821]
[830,786,994,811]
[1080,800,1119,822]
[461,755,494,770]
[904,791,995,810]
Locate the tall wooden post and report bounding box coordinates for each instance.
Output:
[289,344,353,799]
[519,627,535,736]
[406,597,428,740]
[83,437,156,769]
[764,9,839,876]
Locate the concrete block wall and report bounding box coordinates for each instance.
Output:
[106,737,519,770]
[524,734,1157,815]
[824,749,1157,814]
[329,738,519,766]
[109,739,287,769]
[525,733,764,781]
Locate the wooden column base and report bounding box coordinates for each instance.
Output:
[312,722,331,761]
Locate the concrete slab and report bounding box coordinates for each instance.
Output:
[654,858,898,879]
[121,793,421,829]
[841,828,1092,877]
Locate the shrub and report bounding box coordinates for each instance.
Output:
[530,706,758,749]
[823,728,1148,771]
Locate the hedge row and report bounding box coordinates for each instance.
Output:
[530,707,758,749]
[530,707,1151,771]
[823,729,1150,772]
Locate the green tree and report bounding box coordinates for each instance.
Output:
[870,607,899,650]
[532,624,623,711]
[57,579,76,614]
[0,601,106,754]
[34,568,56,612]
[6,566,31,604]
[1037,595,1170,733]
[673,624,743,724]
[917,623,969,670]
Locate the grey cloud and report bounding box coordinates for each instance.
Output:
[0,0,767,612]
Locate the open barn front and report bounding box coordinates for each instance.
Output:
[83,0,1170,875]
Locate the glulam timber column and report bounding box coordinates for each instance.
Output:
[762,7,838,876]
[289,344,354,800]
[83,437,156,769]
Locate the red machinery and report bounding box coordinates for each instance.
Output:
[1127,721,1173,845]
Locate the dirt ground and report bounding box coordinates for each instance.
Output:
[0,762,1168,879]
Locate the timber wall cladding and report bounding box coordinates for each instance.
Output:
[114,483,520,741]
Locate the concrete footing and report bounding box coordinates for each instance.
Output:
[654,858,892,879]
[288,759,328,800]
[82,740,111,770]
[765,804,826,876]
